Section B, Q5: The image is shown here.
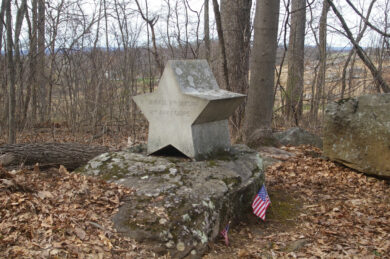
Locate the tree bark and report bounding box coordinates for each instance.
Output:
[286,0,306,125]
[310,0,329,122]
[204,0,210,62]
[0,0,6,51]
[29,0,38,123]
[38,0,46,123]
[212,0,229,90]
[6,0,16,144]
[0,143,109,170]
[244,0,280,147]
[221,0,252,137]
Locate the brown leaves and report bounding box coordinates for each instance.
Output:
[262,145,390,257]
[0,165,154,258]
[205,145,390,258]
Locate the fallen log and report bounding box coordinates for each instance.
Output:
[0,143,109,170]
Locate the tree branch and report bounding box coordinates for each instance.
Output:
[345,0,390,37]
[327,0,390,93]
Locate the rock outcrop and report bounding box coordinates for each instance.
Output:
[323,94,390,178]
[77,144,265,258]
[273,127,322,148]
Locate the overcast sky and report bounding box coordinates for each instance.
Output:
[132,0,388,48]
[76,0,389,50]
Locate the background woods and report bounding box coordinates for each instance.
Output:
[0,0,389,144]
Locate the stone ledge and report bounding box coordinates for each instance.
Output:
[77,144,265,258]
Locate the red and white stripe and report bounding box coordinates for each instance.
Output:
[252,196,270,220]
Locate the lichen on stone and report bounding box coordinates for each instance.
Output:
[77,144,266,258]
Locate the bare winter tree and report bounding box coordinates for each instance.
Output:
[204,0,210,61]
[285,0,306,125]
[244,0,281,147]
[6,0,16,143]
[221,0,252,137]
[212,0,229,90]
[327,0,390,93]
[135,0,164,76]
[37,0,46,123]
[310,0,329,122]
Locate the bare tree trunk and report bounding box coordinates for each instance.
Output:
[6,0,16,144]
[244,0,280,147]
[21,0,37,127]
[0,0,6,50]
[14,0,27,126]
[310,0,329,122]
[348,52,357,96]
[29,0,38,125]
[92,0,104,134]
[38,0,46,123]
[0,0,6,134]
[212,0,229,90]
[221,0,252,137]
[286,0,306,125]
[204,0,210,62]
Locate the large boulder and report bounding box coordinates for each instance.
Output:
[273,127,322,148]
[77,144,265,258]
[323,94,390,178]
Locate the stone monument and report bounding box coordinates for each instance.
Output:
[133,60,245,160]
[78,61,269,258]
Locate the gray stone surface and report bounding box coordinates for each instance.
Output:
[133,60,245,160]
[273,127,322,148]
[78,144,265,258]
[323,94,390,178]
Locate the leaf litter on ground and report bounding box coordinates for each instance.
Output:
[1,138,390,258]
[0,164,157,258]
[204,145,390,258]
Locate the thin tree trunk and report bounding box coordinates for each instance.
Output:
[92,0,103,134]
[6,0,16,144]
[0,0,6,51]
[204,0,210,62]
[27,0,38,126]
[348,52,357,96]
[14,0,27,126]
[38,0,46,123]
[310,0,329,122]
[212,0,229,90]
[0,0,6,133]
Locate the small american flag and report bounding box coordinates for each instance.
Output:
[220,222,230,246]
[252,185,271,220]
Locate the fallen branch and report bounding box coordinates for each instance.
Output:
[0,143,109,170]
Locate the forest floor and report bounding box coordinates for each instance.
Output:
[1,131,390,258]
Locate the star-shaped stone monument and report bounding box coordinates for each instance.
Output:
[133,60,245,160]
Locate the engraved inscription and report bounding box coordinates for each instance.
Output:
[146,98,197,118]
[149,110,191,116]
[147,99,198,107]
